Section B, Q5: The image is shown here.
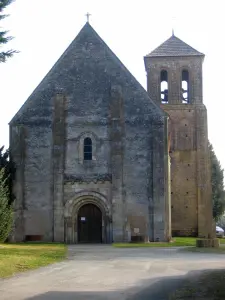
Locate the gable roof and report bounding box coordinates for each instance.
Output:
[146,34,204,57]
[10,22,166,125]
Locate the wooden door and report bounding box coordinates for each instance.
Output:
[78,204,102,243]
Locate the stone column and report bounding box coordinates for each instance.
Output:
[146,69,160,103]
[109,85,126,242]
[169,68,181,104]
[65,217,73,244]
[73,218,77,244]
[106,216,113,243]
[192,59,203,104]
[52,91,66,242]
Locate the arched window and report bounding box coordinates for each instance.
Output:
[160,70,169,104]
[181,70,190,103]
[83,137,92,160]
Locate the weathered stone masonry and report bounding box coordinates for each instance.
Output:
[144,35,214,238]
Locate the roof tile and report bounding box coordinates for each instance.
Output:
[146,34,204,57]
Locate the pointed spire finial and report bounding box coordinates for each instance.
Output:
[172,16,176,36]
[85,12,91,23]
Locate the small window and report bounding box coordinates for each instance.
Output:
[83,137,92,160]
[181,70,190,103]
[160,70,169,104]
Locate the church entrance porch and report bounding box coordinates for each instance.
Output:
[64,191,112,244]
[78,203,102,243]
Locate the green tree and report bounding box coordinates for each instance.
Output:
[0,146,15,205]
[217,215,225,230]
[209,142,225,221]
[0,169,13,242]
[0,0,17,62]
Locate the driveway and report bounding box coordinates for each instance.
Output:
[1,245,225,299]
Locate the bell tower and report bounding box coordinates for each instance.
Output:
[144,34,214,238]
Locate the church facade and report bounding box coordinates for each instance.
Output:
[9,22,213,243]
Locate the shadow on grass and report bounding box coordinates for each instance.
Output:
[26,269,225,300]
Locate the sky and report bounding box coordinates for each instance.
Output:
[0,0,225,169]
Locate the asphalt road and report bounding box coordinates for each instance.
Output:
[1,245,225,299]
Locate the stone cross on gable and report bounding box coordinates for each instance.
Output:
[85,12,91,23]
[172,16,176,36]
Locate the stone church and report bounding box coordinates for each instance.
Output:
[9,22,213,243]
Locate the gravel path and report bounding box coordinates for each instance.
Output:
[0,245,225,299]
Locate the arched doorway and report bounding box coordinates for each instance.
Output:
[78,203,102,243]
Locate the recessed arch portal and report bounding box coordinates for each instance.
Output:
[64,191,112,244]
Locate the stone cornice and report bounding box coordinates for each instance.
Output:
[64,173,112,184]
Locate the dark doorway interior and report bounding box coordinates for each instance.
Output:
[78,203,102,243]
[25,235,43,242]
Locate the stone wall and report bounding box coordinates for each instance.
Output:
[163,104,212,237]
[9,126,25,242]
[10,124,53,242]
[165,105,198,236]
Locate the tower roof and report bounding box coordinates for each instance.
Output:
[146,34,204,57]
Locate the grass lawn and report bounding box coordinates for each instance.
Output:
[113,237,225,248]
[170,270,225,299]
[0,243,67,278]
